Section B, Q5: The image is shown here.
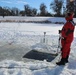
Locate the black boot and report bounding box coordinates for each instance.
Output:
[56,58,66,65]
[65,56,69,63]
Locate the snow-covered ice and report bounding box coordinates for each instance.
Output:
[0,17,76,75]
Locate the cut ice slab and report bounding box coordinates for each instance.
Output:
[23,50,58,62]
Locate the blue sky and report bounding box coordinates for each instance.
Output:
[0,0,53,12]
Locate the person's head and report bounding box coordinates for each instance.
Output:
[65,12,74,21]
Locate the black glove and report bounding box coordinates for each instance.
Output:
[58,30,62,34]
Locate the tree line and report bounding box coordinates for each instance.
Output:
[0,0,76,17]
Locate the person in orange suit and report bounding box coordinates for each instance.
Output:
[56,12,75,65]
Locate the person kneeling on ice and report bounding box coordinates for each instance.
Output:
[56,12,75,65]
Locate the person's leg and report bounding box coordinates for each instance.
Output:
[62,42,71,58]
[65,48,70,63]
[56,40,71,65]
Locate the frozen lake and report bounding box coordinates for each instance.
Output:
[0,17,76,75]
[0,22,76,62]
[0,22,63,62]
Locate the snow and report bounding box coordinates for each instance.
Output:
[0,17,76,75]
[0,60,76,75]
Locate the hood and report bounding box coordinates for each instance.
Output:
[65,14,73,21]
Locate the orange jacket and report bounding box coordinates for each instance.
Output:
[61,15,75,41]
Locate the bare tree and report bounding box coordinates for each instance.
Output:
[31,8,37,16]
[50,0,63,16]
[24,4,32,16]
[20,11,25,16]
[11,7,20,16]
[39,3,47,16]
[67,1,74,12]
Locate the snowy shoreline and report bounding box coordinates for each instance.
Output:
[0,16,76,25]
